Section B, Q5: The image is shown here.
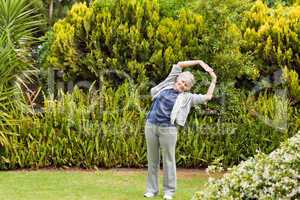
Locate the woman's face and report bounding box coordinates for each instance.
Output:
[174,79,191,92]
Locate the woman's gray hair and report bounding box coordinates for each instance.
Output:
[177,71,195,88]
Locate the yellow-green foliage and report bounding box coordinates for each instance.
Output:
[46,0,160,83]
[150,10,206,76]
[283,67,300,103]
[42,0,252,85]
[67,2,93,35]
[49,21,77,71]
[47,3,93,74]
[192,0,260,81]
[241,1,300,71]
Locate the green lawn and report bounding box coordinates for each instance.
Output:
[0,168,212,200]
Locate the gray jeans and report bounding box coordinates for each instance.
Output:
[145,122,178,196]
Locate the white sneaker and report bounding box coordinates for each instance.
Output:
[163,194,173,200]
[144,192,156,198]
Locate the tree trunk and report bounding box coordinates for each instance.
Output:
[48,0,53,25]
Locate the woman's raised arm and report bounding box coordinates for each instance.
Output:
[177,60,202,68]
[202,68,217,101]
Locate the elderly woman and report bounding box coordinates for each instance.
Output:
[144,60,217,200]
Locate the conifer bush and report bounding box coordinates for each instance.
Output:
[240,1,300,75]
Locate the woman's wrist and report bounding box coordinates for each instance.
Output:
[210,74,217,79]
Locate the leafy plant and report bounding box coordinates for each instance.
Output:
[0,0,42,46]
[240,1,300,75]
[0,0,43,158]
[282,67,300,104]
[40,0,257,88]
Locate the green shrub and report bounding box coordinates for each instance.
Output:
[192,0,259,81]
[158,0,197,17]
[184,85,295,167]
[42,0,157,83]
[40,0,257,86]
[282,67,300,104]
[0,84,148,169]
[240,1,300,75]
[193,131,300,200]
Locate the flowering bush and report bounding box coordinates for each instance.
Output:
[193,131,300,200]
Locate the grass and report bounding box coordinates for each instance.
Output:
[0,168,216,200]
